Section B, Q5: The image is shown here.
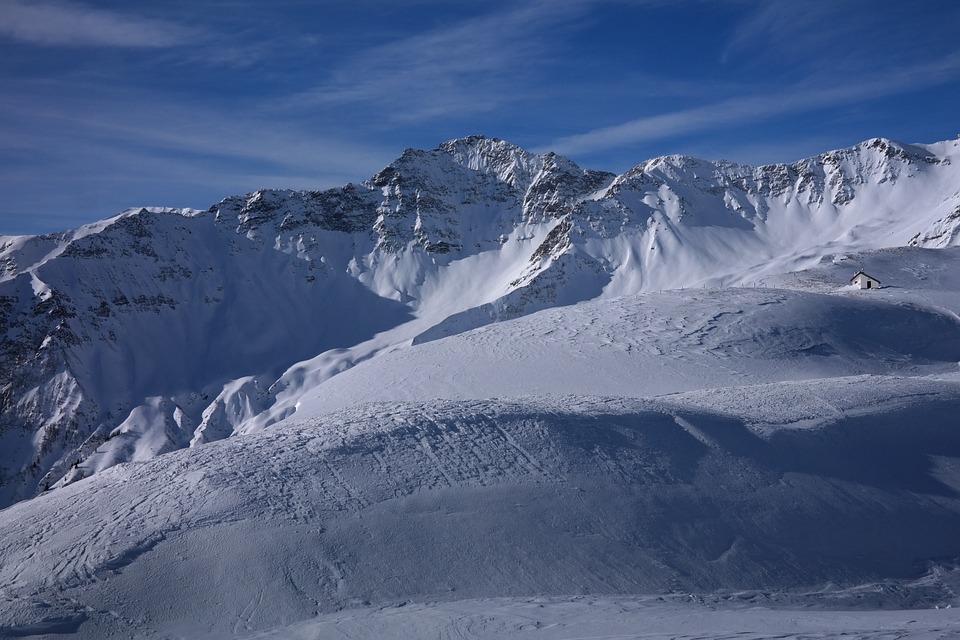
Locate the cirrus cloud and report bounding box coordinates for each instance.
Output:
[0,0,190,48]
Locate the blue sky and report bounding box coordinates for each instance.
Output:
[2,0,959,235]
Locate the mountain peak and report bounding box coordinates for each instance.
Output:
[822,136,943,166]
[433,135,542,186]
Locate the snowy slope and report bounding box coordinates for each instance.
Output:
[190,596,960,640]
[293,280,960,416]
[2,376,960,638]
[2,136,960,507]
[3,135,960,638]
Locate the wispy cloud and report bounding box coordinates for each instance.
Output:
[282,0,596,121]
[722,0,850,65]
[0,83,396,233]
[0,0,191,47]
[540,53,960,157]
[0,75,399,236]
[722,0,960,73]
[0,81,392,183]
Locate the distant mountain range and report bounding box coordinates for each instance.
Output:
[2,135,959,508]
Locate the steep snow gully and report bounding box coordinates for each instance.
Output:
[2,136,960,638]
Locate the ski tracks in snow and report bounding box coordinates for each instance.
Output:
[4,385,960,637]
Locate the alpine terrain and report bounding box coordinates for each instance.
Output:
[2,135,960,638]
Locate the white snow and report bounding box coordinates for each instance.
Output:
[2,379,960,638]
[291,283,960,417]
[194,597,960,640]
[3,136,960,638]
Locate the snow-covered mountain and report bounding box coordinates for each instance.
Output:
[4,135,960,638]
[2,135,960,509]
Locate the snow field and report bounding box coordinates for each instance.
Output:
[2,377,960,637]
[3,137,960,638]
[292,283,960,417]
[195,596,960,640]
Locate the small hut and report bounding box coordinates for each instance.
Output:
[851,270,881,290]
